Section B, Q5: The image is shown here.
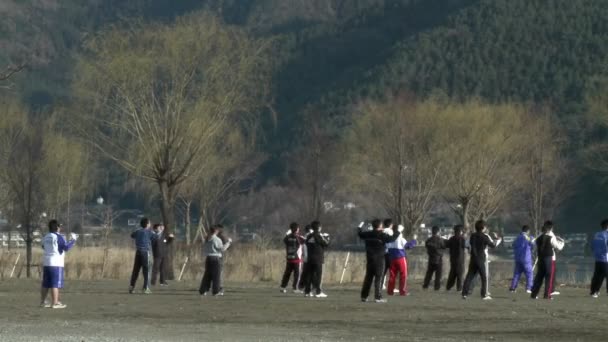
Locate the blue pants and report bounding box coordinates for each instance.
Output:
[510,260,533,291]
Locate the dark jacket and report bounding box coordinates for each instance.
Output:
[151,232,174,258]
[284,233,305,263]
[469,232,499,262]
[535,231,564,260]
[446,235,467,264]
[425,235,447,264]
[305,231,330,264]
[358,229,399,259]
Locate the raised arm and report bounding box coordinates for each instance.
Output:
[405,237,417,249]
[57,234,76,254]
[551,236,565,251]
[484,233,502,249]
[222,238,233,252]
[314,232,330,247]
[381,229,400,243]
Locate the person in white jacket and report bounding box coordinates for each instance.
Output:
[385,225,417,296]
[530,221,565,300]
[40,220,77,309]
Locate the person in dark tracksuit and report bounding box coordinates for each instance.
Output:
[199,225,232,296]
[280,222,305,293]
[359,219,399,302]
[151,224,174,287]
[303,221,330,298]
[129,218,155,294]
[423,226,447,291]
[590,219,608,298]
[462,220,502,300]
[530,221,564,300]
[446,225,467,292]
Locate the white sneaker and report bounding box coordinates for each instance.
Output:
[293,289,303,294]
[526,290,532,294]
[591,293,599,298]
[304,293,313,297]
[482,296,493,301]
[40,301,51,308]
[551,291,560,296]
[52,303,67,309]
[315,293,328,298]
[280,288,287,293]
[375,298,387,303]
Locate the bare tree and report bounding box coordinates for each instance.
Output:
[73,14,273,276]
[0,101,88,277]
[0,63,26,81]
[440,101,530,230]
[343,95,444,235]
[0,103,39,277]
[287,108,341,221]
[519,111,574,234]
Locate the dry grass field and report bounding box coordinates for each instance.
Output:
[0,278,607,342]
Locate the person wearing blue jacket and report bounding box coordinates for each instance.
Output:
[129,218,155,294]
[590,219,608,298]
[509,225,535,293]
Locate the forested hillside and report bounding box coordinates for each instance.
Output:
[3,0,608,232]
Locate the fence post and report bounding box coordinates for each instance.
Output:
[9,253,20,278]
[339,252,350,284]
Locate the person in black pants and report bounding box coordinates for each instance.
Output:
[298,225,313,291]
[590,219,608,298]
[423,226,447,291]
[530,221,564,300]
[462,220,502,300]
[358,219,399,303]
[129,218,155,294]
[303,221,330,298]
[380,218,394,289]
[151,224,174,286]
[200,225,232,296]
[280,222,305,293]
[446,225,467,291]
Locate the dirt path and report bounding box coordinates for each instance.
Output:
[0,280,606,341]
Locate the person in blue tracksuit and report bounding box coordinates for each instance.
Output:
[590,219,608,298]
[509,225,535,293]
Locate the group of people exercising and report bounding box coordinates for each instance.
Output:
[279,218,608,302]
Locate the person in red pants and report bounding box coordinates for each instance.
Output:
[385,224,417,296]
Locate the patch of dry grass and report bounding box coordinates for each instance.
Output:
[0,247,593,286]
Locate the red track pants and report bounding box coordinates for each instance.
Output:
[387,257,408,295]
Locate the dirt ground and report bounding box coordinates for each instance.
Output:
[0,279,606,342]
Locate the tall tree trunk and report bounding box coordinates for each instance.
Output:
[460,198,470,232]
[25,222,32,278]
[185,200,191,246]
[158,180,177,279]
